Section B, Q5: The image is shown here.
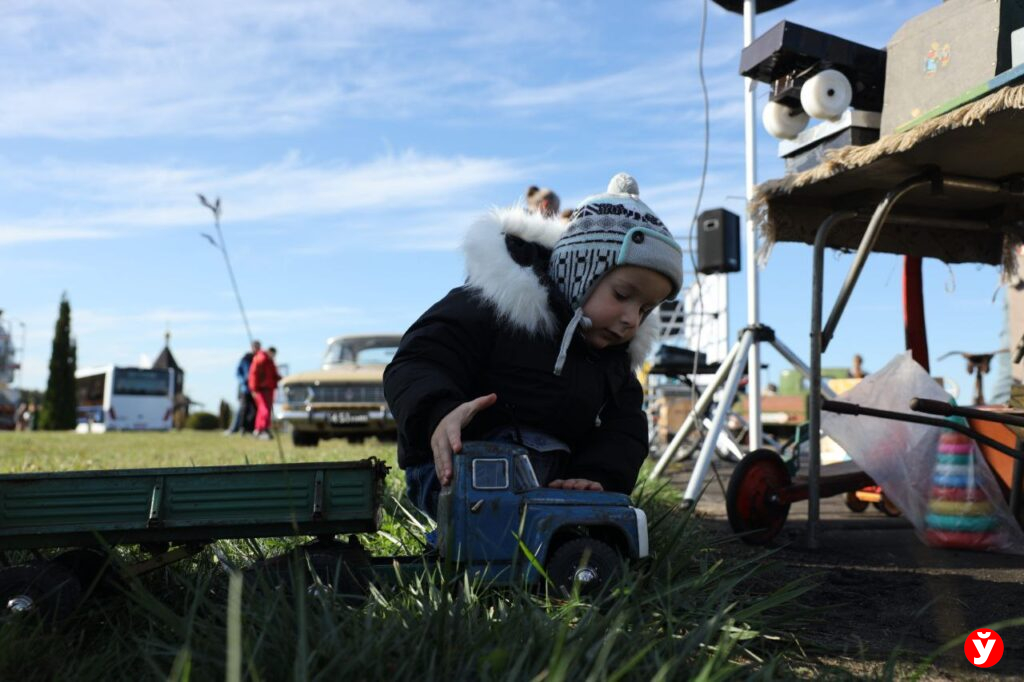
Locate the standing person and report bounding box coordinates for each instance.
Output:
[248,344,281,440]
[13,401,27,432]
[384,173,683,519]
[226,341,258,435]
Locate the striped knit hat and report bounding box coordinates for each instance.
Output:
[549,173,682,309]
[547,173,682,374]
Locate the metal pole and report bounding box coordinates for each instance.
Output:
[648,339,743,479]
[821,176,931,350]
[809,210,857,548]
[743,0,762,451]
[683,329,755,505]
[199,195,254,346]
[770,336,837,400]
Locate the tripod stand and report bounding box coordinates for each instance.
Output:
[648,323,836,506]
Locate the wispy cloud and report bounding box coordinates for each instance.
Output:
[0,150,534,246]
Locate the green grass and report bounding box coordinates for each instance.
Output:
[0,430,382,473]
[0,431,827,681]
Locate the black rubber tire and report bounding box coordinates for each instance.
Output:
[51,548,119,595]
[725,449,792,546]
[844,492,869,513]
[292,431,319,447]
[545,538,621,598]
[0,562,82,624]
[874,499,902,517]
[248,541,371,602]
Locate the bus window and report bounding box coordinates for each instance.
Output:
[77,373,106,407]
[112,368,171,396]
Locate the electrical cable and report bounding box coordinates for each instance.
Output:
[685,0,712,442]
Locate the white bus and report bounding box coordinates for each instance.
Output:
[75,365,175,432]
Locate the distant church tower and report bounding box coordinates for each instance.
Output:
[152,330,187,425]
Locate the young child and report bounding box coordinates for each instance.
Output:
[383,173,682,518]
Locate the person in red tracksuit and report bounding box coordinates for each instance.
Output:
[248,344,281,440]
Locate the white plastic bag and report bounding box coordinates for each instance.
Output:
[821,352,1024,554]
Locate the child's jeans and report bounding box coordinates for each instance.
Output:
[405,462,441,520]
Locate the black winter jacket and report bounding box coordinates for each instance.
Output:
[383,207,658,495]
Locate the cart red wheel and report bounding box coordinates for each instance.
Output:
[726,449,792,545]
[874,499,901,517]
[844,491,869,513]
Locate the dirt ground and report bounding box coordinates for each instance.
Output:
[664,456,1024,679]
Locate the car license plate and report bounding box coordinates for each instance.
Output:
[315,411,370,425]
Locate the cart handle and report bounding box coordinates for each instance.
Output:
[821,399,1023,462]
[910,397,1024,428]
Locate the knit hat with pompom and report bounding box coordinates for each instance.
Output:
[546,173,682,374]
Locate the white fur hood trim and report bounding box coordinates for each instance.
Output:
[462,206,660,369]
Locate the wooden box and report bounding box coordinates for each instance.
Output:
[880,0,1024,135]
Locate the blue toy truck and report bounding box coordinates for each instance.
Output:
[436,441,649,595]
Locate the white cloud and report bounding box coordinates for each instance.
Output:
[0,226,114,245]
[0,150,533,246]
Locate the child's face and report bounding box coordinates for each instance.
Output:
[581,265,672,350]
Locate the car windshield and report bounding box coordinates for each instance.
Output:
[323,339,400,366]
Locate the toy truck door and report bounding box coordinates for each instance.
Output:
[463,456,522,565]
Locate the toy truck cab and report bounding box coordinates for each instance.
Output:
[436,441,649,594]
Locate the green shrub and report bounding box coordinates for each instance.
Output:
[186,411,220,430]
[218,400,233,429]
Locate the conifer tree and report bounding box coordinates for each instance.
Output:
[39,293,77,430]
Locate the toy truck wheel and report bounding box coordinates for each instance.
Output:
[726,449,792,545]
[292,431,319,447]
[546,538,621,598]
[762,101,809,140]
[0,562,82,624]
[248,541,371,602]
[799,69,852,121]
[52,548,119,594]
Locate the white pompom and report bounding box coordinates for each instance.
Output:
[607,172,639,196]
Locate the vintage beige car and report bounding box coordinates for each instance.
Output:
[277,334,402,447]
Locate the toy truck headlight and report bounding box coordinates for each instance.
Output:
[634,507,649,558]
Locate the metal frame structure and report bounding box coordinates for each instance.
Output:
[805,171,1020,546]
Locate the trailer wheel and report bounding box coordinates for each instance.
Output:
[844,491,869,513]
[292,431,319,447]
[726,449,792,545]
[52,549,118,595]
[546,538,621,598]
[0,562,82,624]
[249,540,371,602]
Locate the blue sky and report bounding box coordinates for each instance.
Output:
[2,0,1008,412]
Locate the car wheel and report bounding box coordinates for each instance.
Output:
[292,431,319,447]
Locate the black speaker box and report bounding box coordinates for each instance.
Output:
[697,208,740,275]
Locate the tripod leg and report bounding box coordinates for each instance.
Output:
[648,341,742,479]
[770,337,837,400]
[683,330,754,505]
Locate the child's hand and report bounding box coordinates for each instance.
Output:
[548,478,604,492]
[431,393,498,486]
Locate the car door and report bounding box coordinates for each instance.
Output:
[463,456,522,568]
